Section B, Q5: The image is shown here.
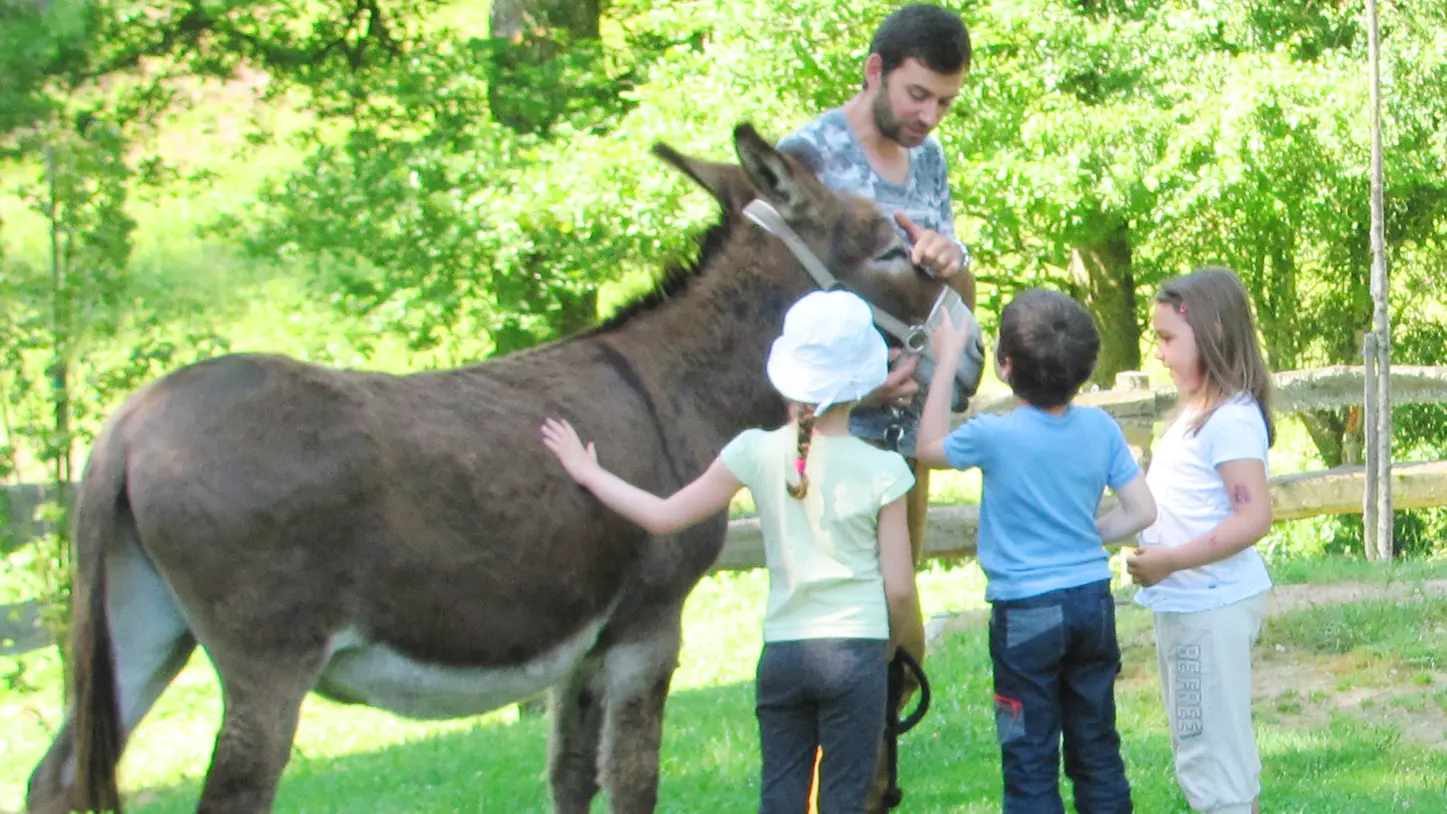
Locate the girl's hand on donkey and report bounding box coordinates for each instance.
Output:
[541,418,600,483]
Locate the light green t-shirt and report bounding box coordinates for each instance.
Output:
[721,426,915,643]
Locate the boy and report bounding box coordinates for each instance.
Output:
[917,289,1157,814]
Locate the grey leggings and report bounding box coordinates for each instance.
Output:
[756,638,889,814]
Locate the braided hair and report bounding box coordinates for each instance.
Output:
[785,404,817,500]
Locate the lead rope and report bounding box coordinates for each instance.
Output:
[882,649,931,809]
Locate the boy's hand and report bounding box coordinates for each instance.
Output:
[928,307,971,368]
[541,418,600,485]
[1126,546,1179,587]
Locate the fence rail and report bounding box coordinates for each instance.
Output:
[963,365,1447,428]
[7,366,1447,569]
[716,365,1447,571]
[715,460,1447,570]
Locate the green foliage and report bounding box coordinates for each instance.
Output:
[0,116,136,646]
[0,0,97,139]
[2,0,1447,579]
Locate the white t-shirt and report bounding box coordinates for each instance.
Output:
[720,427,915,642]
[1134,397,1274,613]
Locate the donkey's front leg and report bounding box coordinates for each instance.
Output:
[549,657,606,814]
[598,618,681,814]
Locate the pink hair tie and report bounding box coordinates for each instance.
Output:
[795,457,807,476]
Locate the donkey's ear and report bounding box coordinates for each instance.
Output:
[732,123,815,222]
[653,143,751,211]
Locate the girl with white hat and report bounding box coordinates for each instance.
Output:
[542,289,920,814]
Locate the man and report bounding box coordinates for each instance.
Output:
[777,5,974,811]
[779,0,974,458]
[779,4,974,304]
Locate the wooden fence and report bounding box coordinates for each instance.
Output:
[6,366,1447,566]
[713,365,1447,570]
[4,365,1447,654]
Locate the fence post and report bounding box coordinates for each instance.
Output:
[1113,371,1154,470]
[1364,0,1394,562]
[1363,333,1381,561]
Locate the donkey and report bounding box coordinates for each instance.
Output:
[26,124,975,814]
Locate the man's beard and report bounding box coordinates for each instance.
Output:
[872,83,925,148]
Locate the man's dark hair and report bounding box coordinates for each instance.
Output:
[870,4,972,77]
[996,289,1100,409]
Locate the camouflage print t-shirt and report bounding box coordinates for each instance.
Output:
[777,109,970,456]
[777,108,967,258]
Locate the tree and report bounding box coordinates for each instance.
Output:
[1140,0,1447,466]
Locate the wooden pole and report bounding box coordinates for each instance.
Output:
[1363,332,1380,560]
[1363,0,1393,560]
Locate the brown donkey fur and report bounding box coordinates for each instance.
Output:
[25,125,959,814]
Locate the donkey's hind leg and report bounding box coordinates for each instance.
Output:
[548,657,606,814]
[597,615,681,814]
[196,653,322,814]
[26,525,196,814]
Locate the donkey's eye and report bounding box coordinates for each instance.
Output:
[876,246,909,263]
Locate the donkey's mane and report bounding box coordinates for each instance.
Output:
[586,213,737,336]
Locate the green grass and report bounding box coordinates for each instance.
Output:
[7,560,1447,812]
[1261,596,1447,668]
[1266,554,1447,586]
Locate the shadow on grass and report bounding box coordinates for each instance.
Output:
[112,619,1447,814]
[124,678,764,814]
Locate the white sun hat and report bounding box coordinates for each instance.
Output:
[766,290,890,413]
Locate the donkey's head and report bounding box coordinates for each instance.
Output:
[654,124,983,409]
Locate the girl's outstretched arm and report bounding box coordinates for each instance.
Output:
[542,418,743,536]
[1127,458,1271,586]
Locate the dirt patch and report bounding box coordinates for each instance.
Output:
[1265,578,1447,616]
[1253,650,1447,750]
[1254,580,1447,750]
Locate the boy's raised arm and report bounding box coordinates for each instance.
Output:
[916,313,971,469]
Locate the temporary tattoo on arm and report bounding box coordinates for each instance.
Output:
[1233,484,1252,505]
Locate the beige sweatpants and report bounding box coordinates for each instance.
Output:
[1153,592,1270,814]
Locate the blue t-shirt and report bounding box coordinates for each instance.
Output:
[943,405,1140,602]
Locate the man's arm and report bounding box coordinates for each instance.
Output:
[934,176,976,309]
[891,141,975,306]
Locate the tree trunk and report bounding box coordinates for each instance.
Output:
[1068,228,1140,387]
[1301,410,1347,468]
[488,0,602,133]
[553,288,598,337]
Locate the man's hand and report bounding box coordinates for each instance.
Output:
[896,212,966,277]
[861,348,920,407]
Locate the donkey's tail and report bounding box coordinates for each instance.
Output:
[69,427,128,813]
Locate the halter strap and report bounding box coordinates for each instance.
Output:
[742,199,926,348]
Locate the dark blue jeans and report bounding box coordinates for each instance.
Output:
[990,579,1132,814]
[756,638,889,814]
